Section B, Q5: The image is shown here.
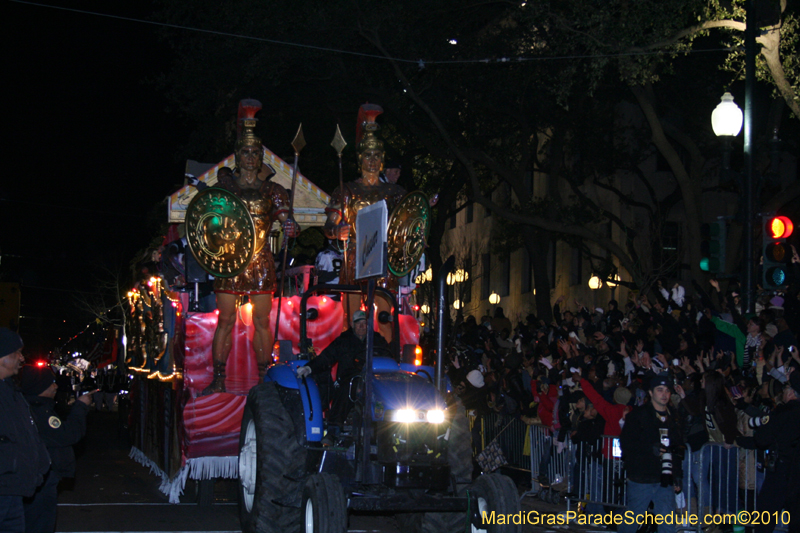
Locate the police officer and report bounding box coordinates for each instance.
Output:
[19,364,90,533]
[753,370,800,533]
[0,329,50,533]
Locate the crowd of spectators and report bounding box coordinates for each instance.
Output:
[444,279,800,527]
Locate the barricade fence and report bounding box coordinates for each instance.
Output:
[469,414,789,532]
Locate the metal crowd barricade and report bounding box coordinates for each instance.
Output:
[470,416,789,532]
[682,443,788,533]
[520,423,573,504]
[572,436,627,511]
[476,412,531,471]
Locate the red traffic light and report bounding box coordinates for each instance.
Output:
[768,216,794,240]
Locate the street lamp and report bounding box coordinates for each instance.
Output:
[488,293,500,305]
[606,273,621,302]
[712,90,753,313]
[588,275,602,308]
[453,299,462,310]
[712,92,743,171]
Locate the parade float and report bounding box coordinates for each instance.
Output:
[126,142,422,503]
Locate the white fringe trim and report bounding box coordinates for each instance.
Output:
[129,447,238,504]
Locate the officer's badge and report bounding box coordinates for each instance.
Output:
[48,416,62,429]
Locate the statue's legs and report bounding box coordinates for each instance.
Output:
[202,292,237,395]
[250,294,273,379]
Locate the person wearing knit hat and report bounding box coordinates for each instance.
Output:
[0,327,25,379]
[618,371,684,533]
[20,364,91,533]
[0,329,51,533]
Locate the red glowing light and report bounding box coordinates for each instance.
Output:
[769,216,794,239]
[35,361,46,367]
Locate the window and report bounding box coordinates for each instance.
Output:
[449,213,457,229]
[500,254,510,297]
[569,242,582,286]
[463,256,472,303]
[521,249,532,294]
[481,253,491,299]
[658,222,681,278]
[466,202,474,223]
[485,205,491,218]
[524,171,533,196]
[547,240,556,287]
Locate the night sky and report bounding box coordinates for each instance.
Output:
[5,0,184,353]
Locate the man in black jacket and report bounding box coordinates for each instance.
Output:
[619,374,684,533]
[20,365,90,533]
[296,310,389,445]
[0,329,50,533]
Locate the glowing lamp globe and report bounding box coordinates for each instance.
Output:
[711,92,743,137]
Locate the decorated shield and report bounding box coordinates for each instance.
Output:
[185,188,256,278]
[387,191,430,277]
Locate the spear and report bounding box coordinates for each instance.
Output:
[330,125,350,319]
[274,124,305,345]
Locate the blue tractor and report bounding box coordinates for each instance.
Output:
[237,282,521,533]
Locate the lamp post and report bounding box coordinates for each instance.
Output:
[711,91,751,312]
[711,92,743,170]
[606,273,621,303]
[588,275,602,309]
[488,292,500,316]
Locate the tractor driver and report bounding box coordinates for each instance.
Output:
[296,310,388,445]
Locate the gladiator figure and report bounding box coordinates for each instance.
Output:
[200,99,299,395]
[323,104,405,342]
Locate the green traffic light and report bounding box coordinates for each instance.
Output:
[700,258,710,271]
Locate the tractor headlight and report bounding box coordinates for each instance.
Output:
[388,409,445,423]
[426,410,445,424]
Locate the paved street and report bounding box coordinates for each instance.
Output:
[54,409,592,533]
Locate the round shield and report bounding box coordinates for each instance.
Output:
[387,191,430,277]
[185,188,256,278]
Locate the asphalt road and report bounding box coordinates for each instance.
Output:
[53,408,591,533]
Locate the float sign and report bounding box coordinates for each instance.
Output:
[355,200,387,280]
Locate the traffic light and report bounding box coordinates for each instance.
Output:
[700,220,727,273]
[762,215,794,289]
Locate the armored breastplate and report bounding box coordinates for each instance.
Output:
[238,189,273,254]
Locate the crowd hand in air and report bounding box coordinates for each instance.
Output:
[674,383,686,399]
